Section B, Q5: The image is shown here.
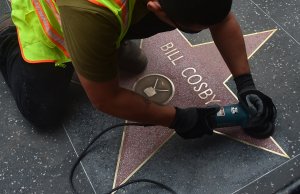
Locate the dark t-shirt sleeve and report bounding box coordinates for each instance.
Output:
[58,3,121,82]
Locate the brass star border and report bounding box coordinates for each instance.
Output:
[113,29,289,188]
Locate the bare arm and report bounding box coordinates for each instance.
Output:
[209,12,250,77]
[209,13,277,138]
[78,73,176,127]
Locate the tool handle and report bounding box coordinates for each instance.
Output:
[213,103,249,128]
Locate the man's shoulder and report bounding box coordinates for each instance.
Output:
[56,0,115,17]
[57,0,120,31]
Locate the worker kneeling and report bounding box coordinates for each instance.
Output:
[0,0,276,138]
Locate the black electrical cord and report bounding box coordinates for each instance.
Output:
[69,122,177,194]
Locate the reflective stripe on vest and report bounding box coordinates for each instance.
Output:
[11,0,71,66]
[11,0,135,65]
[89,0,135,47]
[45,0,62,26]
[32,0,69,58]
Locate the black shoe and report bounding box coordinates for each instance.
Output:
[0,14,13,33]
[118,40,148,74]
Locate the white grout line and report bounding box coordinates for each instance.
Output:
[250,0,300,46]
[231,153,300,194]
[63,124,97,194]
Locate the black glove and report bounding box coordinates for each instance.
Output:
[170,105,220,139]
[234,74,277,138]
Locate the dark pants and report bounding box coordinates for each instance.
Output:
[0,13,174,129]
[0,27,74,129]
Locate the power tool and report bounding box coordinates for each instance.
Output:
[213,103,249,128]
[212,103,275,139]
[70,103,274,194]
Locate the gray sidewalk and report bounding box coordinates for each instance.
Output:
[1,0,300,193]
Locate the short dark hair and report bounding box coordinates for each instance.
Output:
[158,0,233,26]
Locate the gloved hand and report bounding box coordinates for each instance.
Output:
[170,105,220,139]
[234,74,277,138]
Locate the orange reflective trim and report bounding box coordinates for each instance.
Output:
[121,0,129,26]
[88,0,129,26]
[32,0,70,58]
[45,0,62,26]
[114,0,128,26]
[88,0,105,7]
[121,2,129,26]
[115,0,123,7]
[16,28,56,64]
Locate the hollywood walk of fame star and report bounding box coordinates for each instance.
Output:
[114,29,289,187]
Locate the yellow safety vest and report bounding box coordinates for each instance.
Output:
[11,0,136,66]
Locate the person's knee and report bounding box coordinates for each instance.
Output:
[5,60,73,130]
[17,98,65,130]
[26,111,63,130]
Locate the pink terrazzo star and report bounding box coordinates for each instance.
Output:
[114,29,288,187]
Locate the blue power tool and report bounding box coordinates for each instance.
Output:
[213,103,249,128]
[212,103,276,139]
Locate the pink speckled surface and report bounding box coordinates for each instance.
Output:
[216,127,283,153]
[115,30,284,186]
